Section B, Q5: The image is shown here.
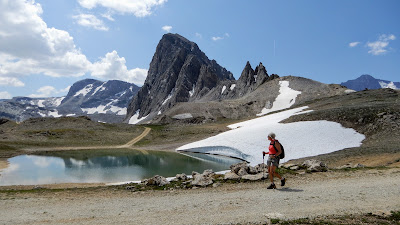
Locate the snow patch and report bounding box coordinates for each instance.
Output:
[48,110,63,118]
[38,112,47,117]
[379,81,398,89]
[230,84,236,91]
[91,82,106,96]
[37,100,45,107]
[128,110,148,124]
[53,97,65,107]
[81,105,126,115]
[74,84,94,97]
[189,85,195,97]
[177,106,365,166]
[221,86,227,94]
[257,81,301,116]
[345,89,356,94]
[172,113,193,120]
[162,92,173,105]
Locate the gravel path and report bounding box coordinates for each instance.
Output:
[1,168,399,225]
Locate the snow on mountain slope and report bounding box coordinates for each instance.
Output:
[379,81,398,89]
[257,81,301,116]
[177,107,365,165]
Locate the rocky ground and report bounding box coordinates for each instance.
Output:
[0,167,399,225]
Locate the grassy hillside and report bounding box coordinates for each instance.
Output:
[0,116,144,157]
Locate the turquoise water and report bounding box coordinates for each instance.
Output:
[0,149,242,186]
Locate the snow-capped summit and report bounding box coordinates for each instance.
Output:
[58,79,139,117]
[341,74,399,91]
[0,79,140,123]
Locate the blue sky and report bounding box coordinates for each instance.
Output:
[0,0,399,99]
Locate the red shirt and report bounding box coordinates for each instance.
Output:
[268,139,278,155]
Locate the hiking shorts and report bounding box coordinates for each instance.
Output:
[267,155,280,167]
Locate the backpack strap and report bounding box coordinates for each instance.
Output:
[271,140,279,153]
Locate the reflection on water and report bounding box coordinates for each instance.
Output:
[0,149,242,186]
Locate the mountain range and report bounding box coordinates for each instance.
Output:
[1,33,397,124]
[341,74,399,91]
[0,79,139,123]
[125,33,350,124]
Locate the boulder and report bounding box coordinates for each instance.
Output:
[224,171,240,180]
[230,162,249,174]
[289,165,300,170]
[237,168,248,176]
[248,166,258,175]
[254,163,267,173]
[142,175,170,186]
[281,163,296,169]
[191,169,215,187]
[175,173,188,181]
[302,160,328,172]
[336,163,365,169]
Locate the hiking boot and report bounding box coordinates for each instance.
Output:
[281,178,286,186]
[267,183,276,189]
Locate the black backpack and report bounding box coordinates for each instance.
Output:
[271,140,285,159]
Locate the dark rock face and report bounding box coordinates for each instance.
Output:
[125,33,234,122]
[341,74,399,91]
[235,61,271,97]
[198,61,277,102]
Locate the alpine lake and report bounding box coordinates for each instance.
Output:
[0,148,242,186]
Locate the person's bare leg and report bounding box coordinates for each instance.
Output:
[268,166,274,183]
[271,166,281,180]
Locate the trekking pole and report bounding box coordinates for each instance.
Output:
[262,152,265,181]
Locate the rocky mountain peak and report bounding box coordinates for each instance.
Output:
[235,62,272,97]
[125,33,234,124]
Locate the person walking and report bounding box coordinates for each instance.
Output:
[263,132,286,189]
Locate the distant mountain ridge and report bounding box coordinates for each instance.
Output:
[0,79,139,123]
[341,75,399,91]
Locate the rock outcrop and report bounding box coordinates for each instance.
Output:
[191,169,215,187]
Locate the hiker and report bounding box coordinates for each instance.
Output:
[263,132,286,189]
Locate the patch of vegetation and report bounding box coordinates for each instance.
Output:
[263,212,400,225]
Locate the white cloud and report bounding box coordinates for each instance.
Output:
[0,76,25,87]
[211,33,230,41]
[101,12,115,21]
[0,0,91,78]
[195,32,202,38]
[349,42,360,47]
[0,0,147,88]
[73,14,109,31]
[29,86,57,98]
[212,36,223,41]
[77,0,167,17]
[28,85,70,98]
[90,51,148,85]
[0,91,12,99]
[162,25,172,32]
[367,34,396,55]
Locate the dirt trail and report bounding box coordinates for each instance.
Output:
[0,168,399,225]
[24,127,151,152]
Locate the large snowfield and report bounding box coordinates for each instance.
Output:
[177,81,365,165]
